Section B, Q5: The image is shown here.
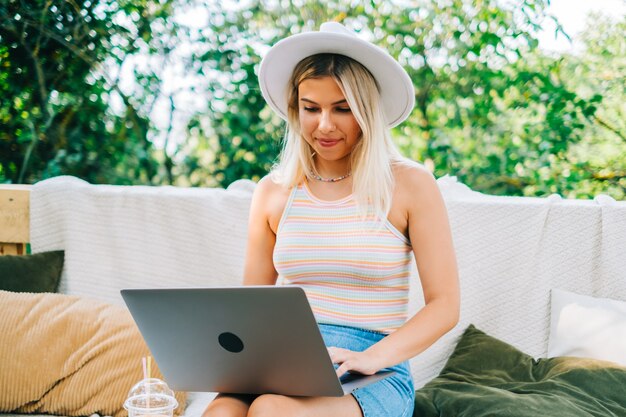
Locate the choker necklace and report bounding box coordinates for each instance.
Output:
[309,171,352,183]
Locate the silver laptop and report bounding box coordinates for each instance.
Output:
[121,286,395,397]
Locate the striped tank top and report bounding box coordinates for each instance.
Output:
[273,182,413,334]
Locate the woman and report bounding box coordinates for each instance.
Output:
[204,22,459,417]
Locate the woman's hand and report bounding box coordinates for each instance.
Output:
[327,347,382,378]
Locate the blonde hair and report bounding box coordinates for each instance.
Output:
[271,53,404,217]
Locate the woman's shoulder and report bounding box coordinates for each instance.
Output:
[252,174,293,228]
[392,159,437,192]
[255,173,292,196]
[390,160,446,222]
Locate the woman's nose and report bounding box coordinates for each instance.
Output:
[318,111,336,133]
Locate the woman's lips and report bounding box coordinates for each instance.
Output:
[317,138,341,147]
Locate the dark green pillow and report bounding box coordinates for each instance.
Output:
[413,325,626,417]
[0,251,64,293]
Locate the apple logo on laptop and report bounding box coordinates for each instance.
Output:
[218,332,244,353]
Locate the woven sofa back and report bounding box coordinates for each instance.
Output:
[29,176,626,388]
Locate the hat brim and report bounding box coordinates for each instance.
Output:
[259,31,415,128]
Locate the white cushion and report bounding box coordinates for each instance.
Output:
[548,288,626,366]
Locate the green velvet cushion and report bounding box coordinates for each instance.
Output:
[413,325,626,417]
[0,251,64,293]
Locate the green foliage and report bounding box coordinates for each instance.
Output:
[192,0,624,198]
[1,0,624,199]
[0,0,179,184]
[555,13,626,199]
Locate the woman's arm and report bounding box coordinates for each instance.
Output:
[242,176,289,286]
[330,164,460,376]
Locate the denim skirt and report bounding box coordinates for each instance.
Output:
[319,323,415,417]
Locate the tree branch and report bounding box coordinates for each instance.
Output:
[162,95,176,185]
[593,114,626,142]
[18,120,40,183]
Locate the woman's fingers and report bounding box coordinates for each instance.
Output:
[327,346,348,363]
[327,347,377,377]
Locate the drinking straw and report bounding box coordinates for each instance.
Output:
[142,357,148,379]
[142,356,151,409]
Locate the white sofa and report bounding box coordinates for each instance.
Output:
[7,175,626,416]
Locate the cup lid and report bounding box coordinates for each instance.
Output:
[124,378,178,412]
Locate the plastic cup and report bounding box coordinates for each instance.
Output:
[124,378,179,417]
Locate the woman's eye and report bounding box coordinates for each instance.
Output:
[336,107,352,113]
[303,107,319,112]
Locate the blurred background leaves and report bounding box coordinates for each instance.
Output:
[0,0,624,199]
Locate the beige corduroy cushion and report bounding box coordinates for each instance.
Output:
[0,290,186,417]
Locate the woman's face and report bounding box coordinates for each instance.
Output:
[298,76,362,167]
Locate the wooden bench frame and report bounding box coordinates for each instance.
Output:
[0,185,31,255]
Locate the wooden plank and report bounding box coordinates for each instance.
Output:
[0,243,26,255]
[0,185,31,253]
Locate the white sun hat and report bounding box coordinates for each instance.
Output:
[258,22,415,128]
